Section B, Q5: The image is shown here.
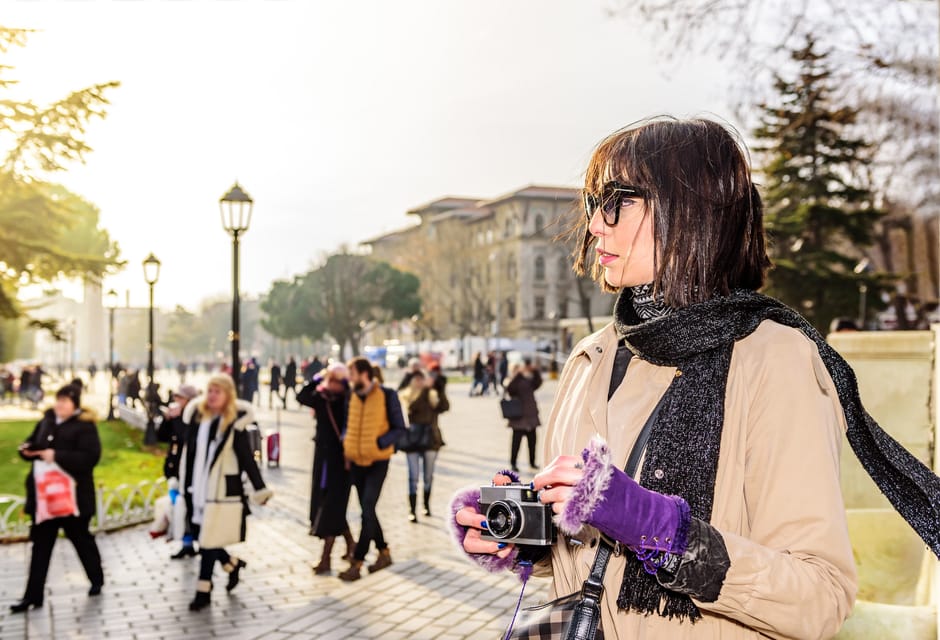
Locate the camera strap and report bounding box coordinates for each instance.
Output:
[563,385,671,640]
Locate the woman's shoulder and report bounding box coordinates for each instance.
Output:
[76,408,99,426]
[732,319,826,382]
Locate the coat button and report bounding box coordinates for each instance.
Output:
[595,346,603,354]
[47,435,53,441]
[653,469,665,480]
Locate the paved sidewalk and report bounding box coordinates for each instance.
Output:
[0,377,556,639]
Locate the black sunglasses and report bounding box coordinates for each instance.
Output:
[582,182,648,226]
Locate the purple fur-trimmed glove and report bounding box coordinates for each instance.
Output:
[557,437,691,559]
[448,469,533,581]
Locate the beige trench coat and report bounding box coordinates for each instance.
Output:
[539,319,857,640]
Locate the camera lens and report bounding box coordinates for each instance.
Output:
[485,501,523,540]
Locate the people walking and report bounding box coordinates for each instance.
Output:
[504,360,542,472]
[268,359,283,410]
[284,356,298,406]
[297,363,356,575]
[397,358,422,391]
[398,364,449,522]
[180,374,273,611]
[338,358,405,582]
[156,383,200,559]
[11,384,104,613]
[469,353,485,397]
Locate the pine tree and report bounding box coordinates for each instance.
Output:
[755,36,890,333]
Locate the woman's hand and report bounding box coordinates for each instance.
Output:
[532,455,585,515]
[454,506,515,559]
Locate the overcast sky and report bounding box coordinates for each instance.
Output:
[7,0,731,310]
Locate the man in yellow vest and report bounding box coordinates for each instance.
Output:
[338,357,406,581]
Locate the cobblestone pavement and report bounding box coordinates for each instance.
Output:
[0,374,556,639]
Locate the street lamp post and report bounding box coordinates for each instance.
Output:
[142,253,161,445]
[220,183,254,394]
[106,289,118,421]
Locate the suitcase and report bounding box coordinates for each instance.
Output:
[266,430,280,467]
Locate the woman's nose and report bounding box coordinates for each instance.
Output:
[588,208,608,237]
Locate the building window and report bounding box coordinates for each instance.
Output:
[486,229,494,244]
[534,213,544,234]
[534,296,546,320]
[534,255,545,281]
[558,299,568,319]
[504,219,512,238]
[507,297,516,320]
[557,255,569,280]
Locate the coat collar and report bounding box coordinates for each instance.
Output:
[572,322,619,363]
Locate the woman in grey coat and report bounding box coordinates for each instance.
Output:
[505,360,542,472]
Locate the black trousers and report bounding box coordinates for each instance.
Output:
[190,524,231,583]
[349,460,389,561]
[24,515,103,602]
[510,430,537,467]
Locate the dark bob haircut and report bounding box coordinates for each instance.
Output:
[573,117,772,307]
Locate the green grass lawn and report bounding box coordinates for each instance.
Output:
[0,419,166,496]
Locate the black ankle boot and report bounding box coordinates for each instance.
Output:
[10,598,42,614]
[422,490,431,517]
[226,559,247,592]
[188,590,211,611]
[408,494,418,523]
[171,545,196,560]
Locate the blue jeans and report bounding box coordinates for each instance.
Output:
[406,450,438,496]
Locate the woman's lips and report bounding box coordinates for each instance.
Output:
[597,248,619,266]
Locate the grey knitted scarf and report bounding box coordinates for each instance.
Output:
[611,287,940,622]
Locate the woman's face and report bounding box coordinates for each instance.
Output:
[325,377,345,393]
[588,184,655,289]
[54,396,76,421]
[206,384,227,413]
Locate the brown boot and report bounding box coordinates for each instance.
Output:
[342,528,356,561]
[368,548,392,574]
[338,560,363,582]
[314,537,334,575]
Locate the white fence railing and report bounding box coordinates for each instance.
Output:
[0,477,166,542]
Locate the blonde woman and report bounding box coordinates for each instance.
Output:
[180,374,272,611]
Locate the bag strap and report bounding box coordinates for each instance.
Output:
[567,381,672,637]
[324,399,343,442]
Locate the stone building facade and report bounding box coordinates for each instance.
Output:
[362,185,614,349]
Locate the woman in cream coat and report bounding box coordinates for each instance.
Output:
[180,374,272,611]
[451,118,940,640]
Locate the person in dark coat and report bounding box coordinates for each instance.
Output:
[397,358,422,391]
[11,384,104,613]
[156,383,200,559]
[284,356,298,405]
[505,359,542,472]
[297,363,356,574]
[469,353,485,397]
[268,360,283,409]
[180,374,272,611]
[126,370,142,408]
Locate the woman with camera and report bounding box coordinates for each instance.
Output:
[11,384,103,613]
[450,118,940,639]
